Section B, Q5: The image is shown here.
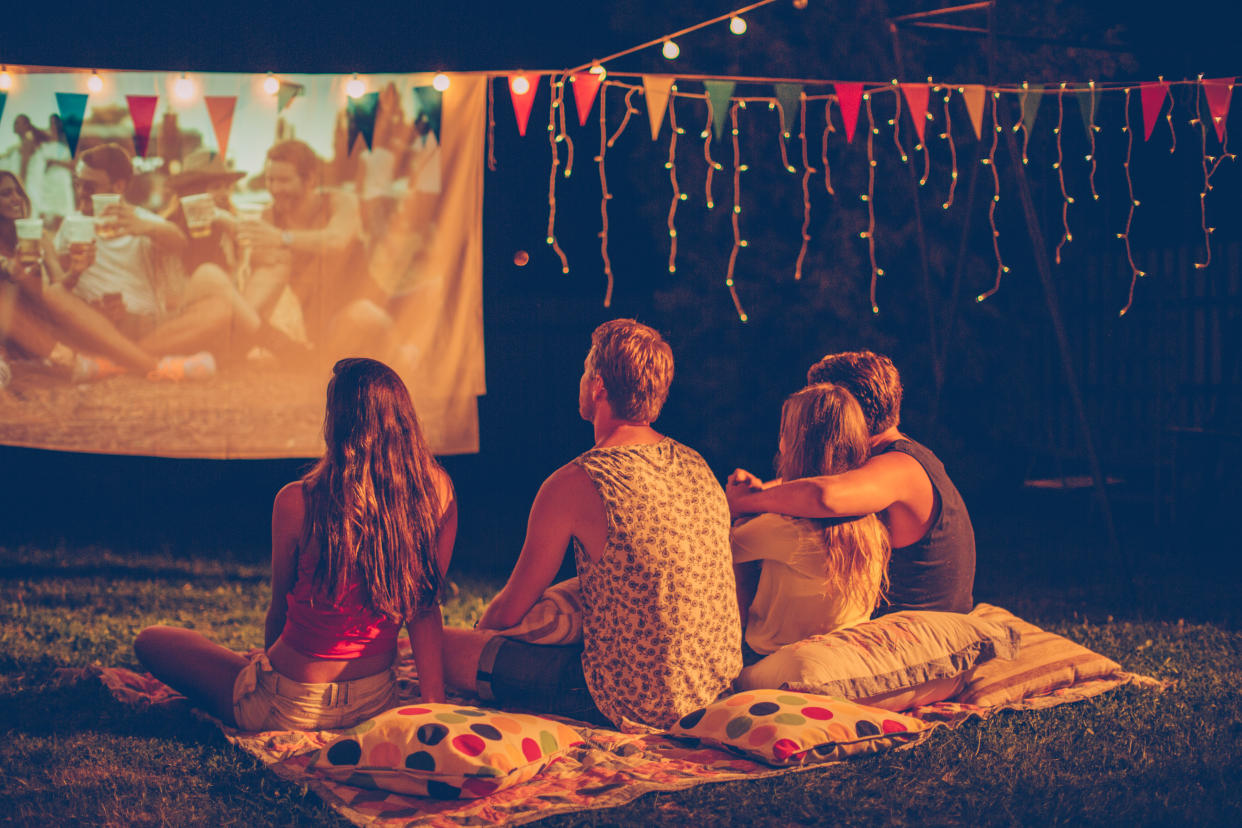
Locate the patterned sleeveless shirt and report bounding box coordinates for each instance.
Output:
[572,437,742,732]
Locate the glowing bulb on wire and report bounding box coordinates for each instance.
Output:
[346,74,366,99]
[511,75,530,96]
[662,40,680,60]
[87,71,103,93]
[432,73,450,92]
[173,73,194,101]
[589,63,606,76]
[0,67,11,92]
[262,74,279,96]
[729,16,747,35]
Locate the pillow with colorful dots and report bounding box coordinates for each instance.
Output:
[668,689,929,767]
[309,704,586,799]
[735,610,1022,709]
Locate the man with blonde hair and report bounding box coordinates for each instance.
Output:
[727,350,976,615]
[445,319,741,732]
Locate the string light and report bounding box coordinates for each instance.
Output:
[597,85,615,307]
[703,94,720,209]
[510,75,530,96]
[556,75,575,178]
[1119,87,1145,317]
[795,92,815,280]
[486,78,497,171]
[820,99,835,195]
[729,16,748,35]
[770,98,796,173]
[588,63,606,76]
[726,103,749,322]
[346,74,366,99]
[263,73,279,96]
[432,73,451,92]
[1054,83,1074,265]
[863,93,882,313]
[666,87,683,274]
[941,88,957,209]
[917,77,932,186]
[0,67,12,92]
[1085,81,1099,201]
[87,71,103,94]
[545,76,570,274]
[890,80,908,164]
[1192,75,1236,269]
[1162,76,1176,153]
[173,73,194,101]
[1017,81,1033,165]
[977,91,1008,303]
[607,85,640,147]
[662,40,680,60]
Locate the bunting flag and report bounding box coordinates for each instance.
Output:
[834,82,863,144]
[413,85,443,141]
[1020,84,1043,135]
[508,74,539,137]
[703,80,736,140]
[203,96,236,160]
[642,75,674,140]
[55,92,88,157]
[126,95,159,158]
[1075,84,1098,139]
[900,84,930,142]
[1203,77,1234,143]
[1141,80,1169,140]
[774,83,803,138]
[277,81,304,114]
[0,93,6,129]
[962,85,986,139]
[571,72,603,127]
[347,91,380,151]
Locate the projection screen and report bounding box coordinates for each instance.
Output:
[0,68,485,457]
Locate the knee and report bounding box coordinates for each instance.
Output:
[188,265,234,298]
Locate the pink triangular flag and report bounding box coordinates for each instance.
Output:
[508,74,540,137]
[1141,81,1169,140]
[900,83,930,142]
[126,95,159,157]
[962,85,986,139]
[572,73,602,127]
[642,75,674,140]
[1203,77,1234,143]
[835,82,864,144]
[203,96,236,160]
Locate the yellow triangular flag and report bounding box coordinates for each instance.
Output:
[643,75,675,140]
[962,85,986,140]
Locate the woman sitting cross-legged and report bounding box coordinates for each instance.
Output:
[731,382,890,664]
[135,357,457,730]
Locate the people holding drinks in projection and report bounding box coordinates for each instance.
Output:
[135,357,458,729]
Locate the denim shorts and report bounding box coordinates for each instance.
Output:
[231,652,396,732]
[476,636,610,726]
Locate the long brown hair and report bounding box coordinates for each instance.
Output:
[0,171,32,252]
[778,383,890,610]
[302,358,445,620]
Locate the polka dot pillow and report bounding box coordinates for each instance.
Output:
[668,689,928,767]
[309,704,586,799]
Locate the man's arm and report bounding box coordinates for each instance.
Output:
[476,463,586,630]
[111,203,188,254]
[726,452,925,519]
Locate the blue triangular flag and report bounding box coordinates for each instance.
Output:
[413,86,442,142]
[347,92,380,152]
[56,92,89,157]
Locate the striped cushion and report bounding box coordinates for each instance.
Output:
[959,603,1124,706]
[494,578,583,645]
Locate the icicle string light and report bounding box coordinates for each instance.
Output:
[1017,82,1032,165]
[918,79,932,186]
[597,86,615,307]
[976,92,1007,303]
[607,86,640,147]
[795,93,814,280]
[545,78,569,274]
[1163,77,1176,154]
[1054,84,1073,265]
[1194,76,1213,270]
[890,81,908,164]
[486,78,497,171]
[703,95,720,209]
[1086,81,1100,201]
[864,93,882,314]
[666,87,682,274]
[558,74,575,178]
[771,99,797,173]
[726,103,749,322]
[821,99,835,195]
[941,88,957,209]
[1119,87,1144,317]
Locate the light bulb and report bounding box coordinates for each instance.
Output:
[0,67,11,92]
[662,40,680,60]
[87,71,103,93]
[432,73,450,92]
[262,74,280,95]
[588,63,606,76]
[346,74,366,99]
[511,75,530,96]
[173,73,194,101]
[729,16,747,35]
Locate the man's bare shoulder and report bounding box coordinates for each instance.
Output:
[540,460,594,496]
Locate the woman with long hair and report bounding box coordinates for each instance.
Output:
[731,382,890,662]
[135,358,457,730]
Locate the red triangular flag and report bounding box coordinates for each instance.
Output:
[572,73,602,127]
[961,85,986,139]
[900,83,930,142]
[508,74,540,137]
[203,96,236,160]
[642,75,674,140]
[835,82,864,144]
[1140,81,1169,140]
[1203,77,1234,143]
[126,95,159,157]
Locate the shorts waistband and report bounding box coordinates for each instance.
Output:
[256,657,395,709]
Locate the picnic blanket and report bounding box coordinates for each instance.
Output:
[80,640,1166,828]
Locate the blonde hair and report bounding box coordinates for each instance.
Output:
[779,383,890,609]
[586,318,674,424]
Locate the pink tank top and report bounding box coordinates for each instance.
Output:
[280,543,400,660]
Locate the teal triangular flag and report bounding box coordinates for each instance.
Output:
[704,80,736,140]
[0,93,6,129]
[1075,84,1098,139]
[774,83,803,139]
[413,86,442,142]
[347,91,380,151]
[1021,84,1044,134]
[55,92,89,157]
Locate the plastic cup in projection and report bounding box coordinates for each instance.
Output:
[181,193,217,239]
[91,194,122,239]
[14,217,43,267]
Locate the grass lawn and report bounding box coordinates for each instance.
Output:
[2,500,1241,826]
